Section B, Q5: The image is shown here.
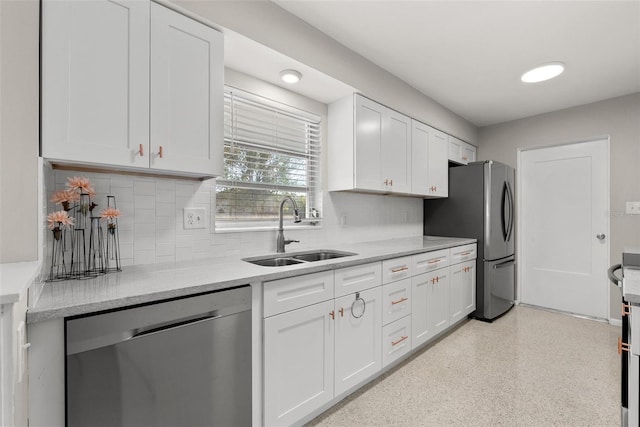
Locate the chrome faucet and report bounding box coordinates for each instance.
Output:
[276,196,301,253]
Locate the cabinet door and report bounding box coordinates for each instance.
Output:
[381,109,412,193]
[461,142,476,164]
[449,263,465,323]
[334,287,382,396]
[411,121,448,197]
[410,120,430,196]
[264,300,334,427]
[427,128,449,197]
[411,272,432,348]
[41,0,149,168]
[448,136,463,164]
[354,95,384,191]
[429,268,450,336]
[150,3,224,176]
[462,261,477,316]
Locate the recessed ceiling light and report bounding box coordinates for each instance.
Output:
[521,62,565,83]
[280,69,302,84]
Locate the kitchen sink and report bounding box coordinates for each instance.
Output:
[243,250,356,267]
[247,257,306,267]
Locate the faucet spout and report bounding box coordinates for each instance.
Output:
[277,197,301,253]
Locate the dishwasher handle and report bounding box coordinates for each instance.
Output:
[131,311,221,339]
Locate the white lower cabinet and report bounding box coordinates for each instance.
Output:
[382,313,412,367]
[263,245,477,426]
[450,260,476,323]
[264,299,335,427]
[263,264,382,427]
[334,287,383,396]
[412,267,450,349]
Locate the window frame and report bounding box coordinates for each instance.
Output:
[215,86,323,232]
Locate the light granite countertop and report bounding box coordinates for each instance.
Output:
[1,261,41,305]
[27,236,475,323]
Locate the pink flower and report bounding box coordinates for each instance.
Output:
[50,189,80,205]
[47,210,75,230]
[100,207,122,220]
[66,176,96,197]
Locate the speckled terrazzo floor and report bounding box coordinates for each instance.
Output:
[306,305,620,427]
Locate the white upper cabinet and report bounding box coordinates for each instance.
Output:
[149,3,223,176]
[448,135,477,165]
[41,0,223,178]
[411,120,448,197]
[41,0,150,169]
[329,94,411,194]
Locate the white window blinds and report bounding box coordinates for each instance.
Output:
[216,88,322,228]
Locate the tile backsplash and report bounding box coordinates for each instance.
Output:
[43,167,423,269]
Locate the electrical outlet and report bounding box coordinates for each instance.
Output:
[183,208,206,229]
[627,201,640,215]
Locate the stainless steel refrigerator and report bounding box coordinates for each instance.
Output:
[424,160,515,321]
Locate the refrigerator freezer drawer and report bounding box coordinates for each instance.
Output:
[477,256,515,320]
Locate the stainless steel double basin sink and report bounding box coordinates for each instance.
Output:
[243,250,356,267]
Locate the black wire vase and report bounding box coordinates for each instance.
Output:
[105,195,121,272]
[87,216,106,276]
[48,223,68,281]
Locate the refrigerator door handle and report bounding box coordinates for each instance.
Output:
[506,181,515,242]
[501,182,509,242]
[493,259,516,269]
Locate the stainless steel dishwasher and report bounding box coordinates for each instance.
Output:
[65,285,252,427]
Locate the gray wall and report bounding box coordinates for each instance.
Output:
[0,0,40,263]
[478,92,640,320]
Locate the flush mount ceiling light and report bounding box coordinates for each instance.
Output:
[280,69,302,84]
[521,62,565,83]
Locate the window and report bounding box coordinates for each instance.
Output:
[216,87,322,230]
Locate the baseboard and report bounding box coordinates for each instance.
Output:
[609,318,622,327]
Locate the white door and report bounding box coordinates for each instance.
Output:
[519,139,609,319]
[150,2,224,176]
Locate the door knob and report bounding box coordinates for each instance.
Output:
[596,233,606,240]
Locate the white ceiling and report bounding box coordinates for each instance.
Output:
[229,0,640,127]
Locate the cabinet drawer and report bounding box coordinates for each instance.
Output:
[382,278,412,325]
[264,271,334,317]
[382,256,412,284]
[450,244,477,263]
[382,315,412,367]
[335,262,382,298]
[412,249,449,275]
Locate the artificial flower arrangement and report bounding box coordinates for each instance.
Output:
[47,176,122,281]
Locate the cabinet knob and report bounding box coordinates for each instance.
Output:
[329,310,335,320]
[339,307,344,317]
[138,144,144,157]
[159,146,164,159]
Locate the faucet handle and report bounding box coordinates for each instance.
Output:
[285,239,299,246]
